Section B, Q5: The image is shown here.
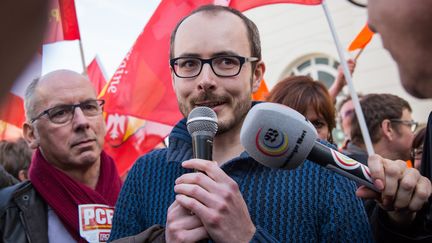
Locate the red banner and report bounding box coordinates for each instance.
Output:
[87,56,107,94]
[101,0,215,126]
[44,0,80,44]
[229,0,322,11]
[59,0,81,40]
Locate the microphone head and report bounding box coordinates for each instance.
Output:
[240,103,317,169]
[187,106,218,137]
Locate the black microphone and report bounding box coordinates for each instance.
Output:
[240,102,378,192]
[187,107,218,160]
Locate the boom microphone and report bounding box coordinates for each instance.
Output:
[240,103,378,192]
[187,106,218,160]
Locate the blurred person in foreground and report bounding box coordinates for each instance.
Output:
[0,0,49,101]
[267,75,336,143]
[109,5,373,242]
[0,138,32,182]
[362,0,432,241]
[0,70,122,243]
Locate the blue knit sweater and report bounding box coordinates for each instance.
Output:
[110,118,373,242]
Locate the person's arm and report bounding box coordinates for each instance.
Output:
[356,154,432,242]
[328,59,356,102]
[369,199,432,242]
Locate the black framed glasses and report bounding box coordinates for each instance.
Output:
[31,99,105,124]
[389,119,418,132]
[170,55,259,78]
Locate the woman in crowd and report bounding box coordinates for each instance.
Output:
[267,75,336,143]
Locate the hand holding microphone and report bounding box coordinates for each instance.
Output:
[240,102,379,192]
[170,107,256,243]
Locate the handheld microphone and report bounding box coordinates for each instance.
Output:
[187,106,218,160]
[240,103,378,192]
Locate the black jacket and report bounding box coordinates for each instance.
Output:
[0,181,49,243]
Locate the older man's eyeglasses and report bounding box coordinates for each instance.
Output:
[389,119,418,132]
[30,99,105,124]
[170,55,259,78]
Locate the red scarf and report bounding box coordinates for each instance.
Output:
[29,149,122,242]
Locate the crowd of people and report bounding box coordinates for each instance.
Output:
[1,1,432,242]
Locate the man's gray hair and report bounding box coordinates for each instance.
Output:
[24,77,40,122]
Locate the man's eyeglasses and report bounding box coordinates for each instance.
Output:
[31,99,105,124]
[389,119,418,132]
[170,55,259,78]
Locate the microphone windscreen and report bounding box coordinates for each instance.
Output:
[187,106,218,137]
[240,103,317,169]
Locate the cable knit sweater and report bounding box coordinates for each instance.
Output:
[110,118,373,242]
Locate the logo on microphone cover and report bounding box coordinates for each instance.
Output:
[330,150,372,182]
[255,127,289,156]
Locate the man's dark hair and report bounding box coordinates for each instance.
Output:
[169,4,262,65]
[0,138,32,179]
[351,93,412,145]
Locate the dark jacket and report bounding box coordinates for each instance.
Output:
[0,181,49,243]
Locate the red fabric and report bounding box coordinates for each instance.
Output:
[101,0,215,125]
[44,0,80,43]
[348,24,374,51]
[44,0,63,43]
[87,56,107,94]
[229,0,322,11]
[0,92,25,128]
[29,149,122,242]
[252,79,269,101]
[58,0,81,40]
[103,114,172,176]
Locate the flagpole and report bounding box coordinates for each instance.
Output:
[321,0,375,156]
[78,40,87,76]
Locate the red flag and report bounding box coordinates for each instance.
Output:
[58,0,80,40]
[44,0,80,44]
[0,93,25,128]
[103,114,172,175]
[0,54,42,140]
[87,56,107,94]
[252,79,269,101]
[101,0,217,126]
[228,0,322,11]
[348,24,374,51]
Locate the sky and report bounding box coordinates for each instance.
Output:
[43,0,161,79]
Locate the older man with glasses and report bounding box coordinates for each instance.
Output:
[0,70,122,243]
